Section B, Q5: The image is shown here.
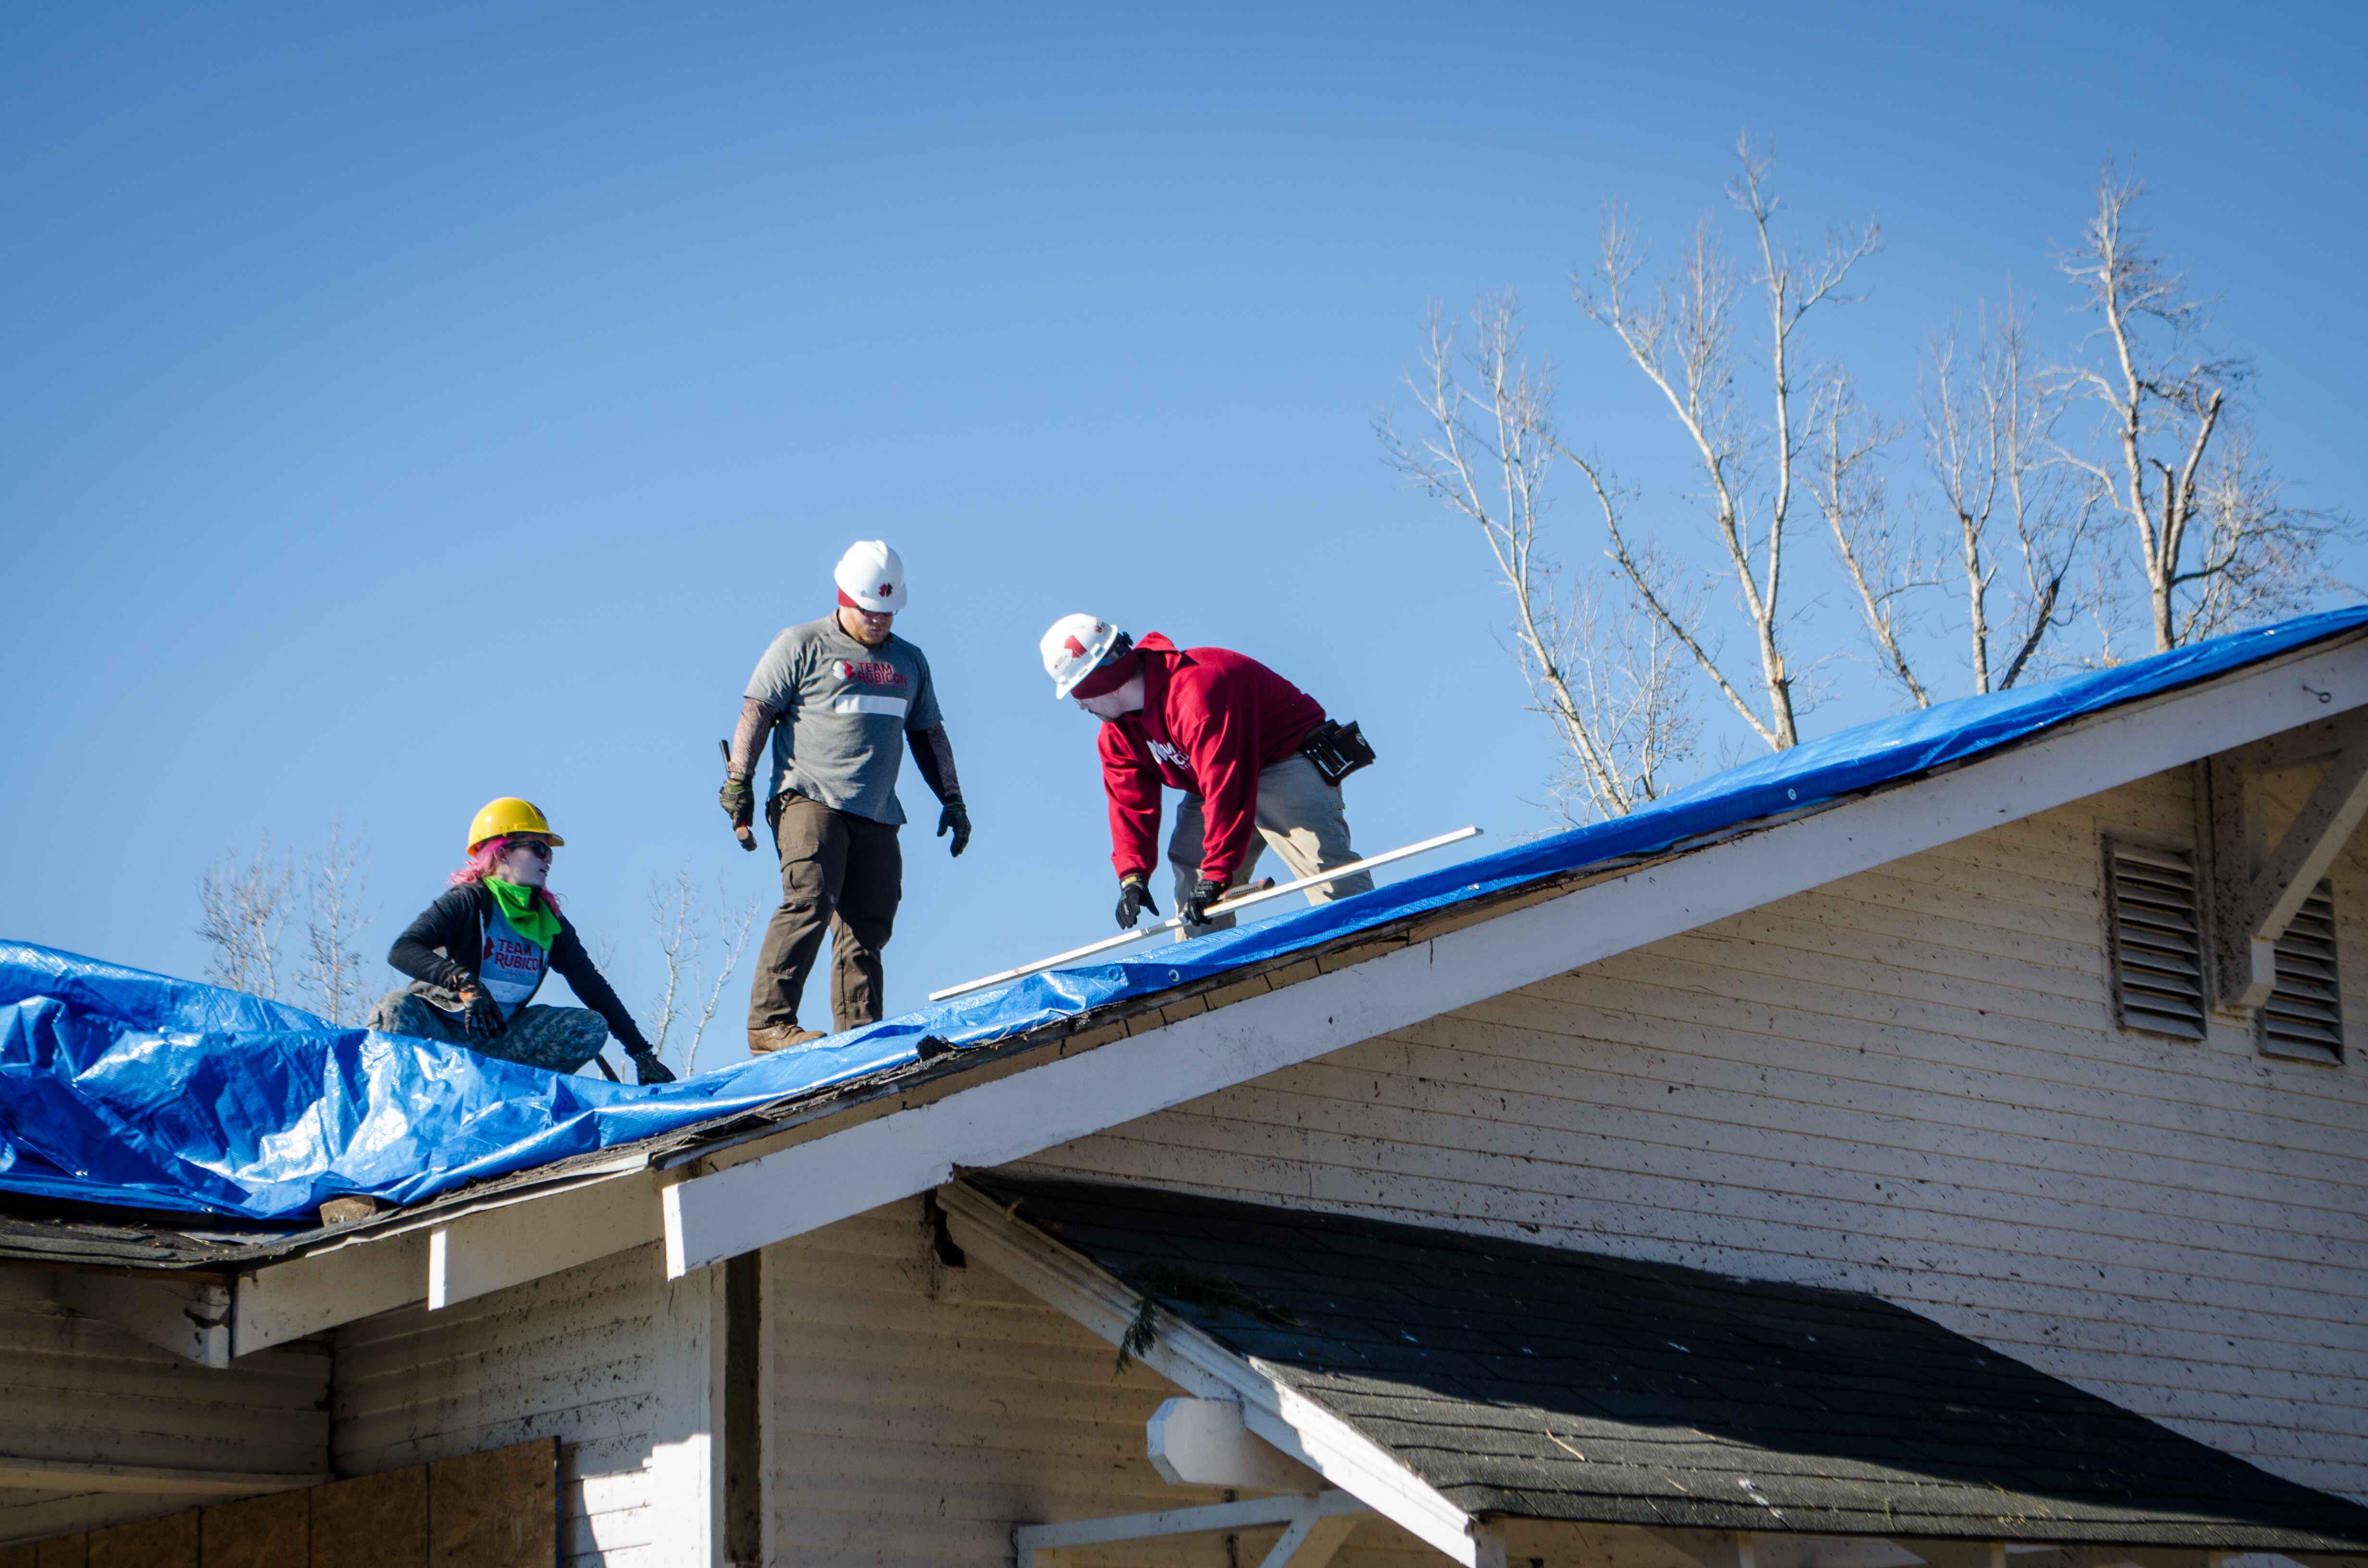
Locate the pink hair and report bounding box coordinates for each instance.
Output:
[451,834,562,910]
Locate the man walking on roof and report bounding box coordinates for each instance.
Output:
[1041,615,1375,934]
[722,541,971,1054]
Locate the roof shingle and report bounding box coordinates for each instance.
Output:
[979,1176,2368,1550]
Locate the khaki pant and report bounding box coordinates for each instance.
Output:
[1167,753,1371,933]
[749,792,902,1034]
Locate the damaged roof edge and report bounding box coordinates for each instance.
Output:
[659,624,2368,1277]
[9,612,2368,1280]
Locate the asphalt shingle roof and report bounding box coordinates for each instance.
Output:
[979,1176,2368,1550]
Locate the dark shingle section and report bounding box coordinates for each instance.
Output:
[975,1176,2368,1549]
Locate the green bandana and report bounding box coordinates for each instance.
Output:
[485,878,561,950]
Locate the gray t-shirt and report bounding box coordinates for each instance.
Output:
[745,616,943,825]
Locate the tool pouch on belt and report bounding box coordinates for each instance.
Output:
[1299,719,1376,786]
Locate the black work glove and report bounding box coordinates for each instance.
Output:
[629,1049,677,1086]
[719,773,754,827]
[937,799,971,857]
[1184,878,1229,927]
[1115,874,1159,930]
[457,987,505,1039]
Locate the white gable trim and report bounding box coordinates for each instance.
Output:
[229,1156,650,1356]
[661,634,2368,1277]
[936,1182,1490,1566]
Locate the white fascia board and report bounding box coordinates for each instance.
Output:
[231,1229,426,1358]
[938,1182,1486,1566]
[0,1455,325,1495]
[230,1159,651,1354]
[54,1271,231,1369]
[663,637,2368,1278]
[428,1171,666,1311]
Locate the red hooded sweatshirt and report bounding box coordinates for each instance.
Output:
[1098,634,1327,883]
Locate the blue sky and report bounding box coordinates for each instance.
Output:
[4,2,2362,1067]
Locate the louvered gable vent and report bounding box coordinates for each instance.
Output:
[2260,880,2343,1062]
[2106,842,2206,1040]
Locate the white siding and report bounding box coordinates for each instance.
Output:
[331,1241,666,1567]
[0,1269,329,1545]
[1021,763,2368,1503]
[763,1200,1437,1567]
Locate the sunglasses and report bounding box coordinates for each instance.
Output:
[510,838,555,858]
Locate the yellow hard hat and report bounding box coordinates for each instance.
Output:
[467,797,564,852]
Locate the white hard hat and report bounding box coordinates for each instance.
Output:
[1041,613,1122,699]
[834,540,907,613]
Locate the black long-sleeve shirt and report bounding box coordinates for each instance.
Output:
[386,883,654,1056]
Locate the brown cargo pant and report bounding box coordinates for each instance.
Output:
[1166,753,1372,934]
[748,792,902,1035]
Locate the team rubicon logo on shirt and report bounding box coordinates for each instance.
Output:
[479,923,547,1008]
[833,659,908,687]
[487,932,541,970]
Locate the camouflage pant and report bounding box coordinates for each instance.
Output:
[366,989,610,1075]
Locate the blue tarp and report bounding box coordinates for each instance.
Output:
[6,606,2364,1222]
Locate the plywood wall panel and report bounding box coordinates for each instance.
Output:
[303,1467,425,1568]
[196,1490,306,1568]
[82,1512,193,1568]
[427,1438,555,1568]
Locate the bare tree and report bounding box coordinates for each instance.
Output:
[200,827,376,1015]
[1927,302,2094,690]
[1380,296,1695,820]
[684,881,757,1075]
[298,822,375,1024]
[1393,145,2346,821]
[197,836,291,999]
[1576,137,1880,751]
[2171,430,2334,644]
[645,870,762,1074]
[1807,371,1927,705]
[2055,165,2338,651]
[1538,564,1698,822]
[646,871,700,1062]
[1831,300,2094,709]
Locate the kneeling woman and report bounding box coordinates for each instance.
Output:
[367,797,676,1085]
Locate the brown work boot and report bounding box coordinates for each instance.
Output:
[747,1024,827,1055]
